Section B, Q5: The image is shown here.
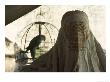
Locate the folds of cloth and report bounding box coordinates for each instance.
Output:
[20,10,106,72]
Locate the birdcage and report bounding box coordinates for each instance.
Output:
[14,6,59,66]
[15,22,58,66]
[14,21,59,71]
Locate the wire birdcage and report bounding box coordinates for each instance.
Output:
[15,6,59,65]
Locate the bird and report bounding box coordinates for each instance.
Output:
[25,35,46,61]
